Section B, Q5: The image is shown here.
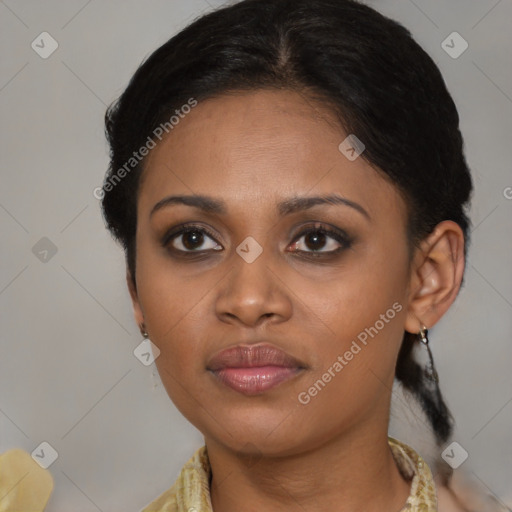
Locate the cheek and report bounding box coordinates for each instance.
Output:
[134,244,208,360]
[138,274,208,363]
[315,242,408,334]
[138,267,213,420]
[300,237,410,385]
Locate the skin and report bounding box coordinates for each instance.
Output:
[127,89,465,511]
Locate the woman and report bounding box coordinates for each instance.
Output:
[98,0,497,510]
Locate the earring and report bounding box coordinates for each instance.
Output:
[139,323,148,338]
[418,325,439,382]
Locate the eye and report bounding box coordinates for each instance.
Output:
[163,224,223,253]
[288,223,352,256]
[161,222,352,258]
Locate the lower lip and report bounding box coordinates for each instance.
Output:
[210,366,301,395]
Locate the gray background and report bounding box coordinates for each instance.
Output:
[0,0,511,510]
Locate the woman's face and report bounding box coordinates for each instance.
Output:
[130,89,413,456]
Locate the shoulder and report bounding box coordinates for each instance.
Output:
[0,448,54,511]
[437,485,468,512]
[434,471,509,512]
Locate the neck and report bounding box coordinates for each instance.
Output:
[207,422,411,512]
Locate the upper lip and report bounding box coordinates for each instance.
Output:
[207,343,305,371]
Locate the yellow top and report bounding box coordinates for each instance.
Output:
[0,449,54,512]
[142,436,437,511]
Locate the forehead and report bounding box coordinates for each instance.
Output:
[138,89,405,222]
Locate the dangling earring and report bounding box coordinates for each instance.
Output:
[418,325,439,382]
[138,322,160,389]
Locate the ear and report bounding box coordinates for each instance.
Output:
[127,270,145,331]
[404,220,466,334]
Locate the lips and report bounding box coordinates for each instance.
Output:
[207,343,305,395]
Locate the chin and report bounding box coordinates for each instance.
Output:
[201,408,313,456]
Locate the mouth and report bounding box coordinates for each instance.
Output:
[207,343,306,396]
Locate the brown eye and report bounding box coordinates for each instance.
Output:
[163,225,222,253]
[180,230,207,250]
[289,225,352,255]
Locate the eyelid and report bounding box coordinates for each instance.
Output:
[288,223,352,252]
[161,222,221,247]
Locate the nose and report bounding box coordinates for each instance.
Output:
[214,251,293,327]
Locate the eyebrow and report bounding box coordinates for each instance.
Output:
[150,193,370,220]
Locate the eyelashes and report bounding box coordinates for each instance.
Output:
[161,222,353,259]
[162,224,223,254]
